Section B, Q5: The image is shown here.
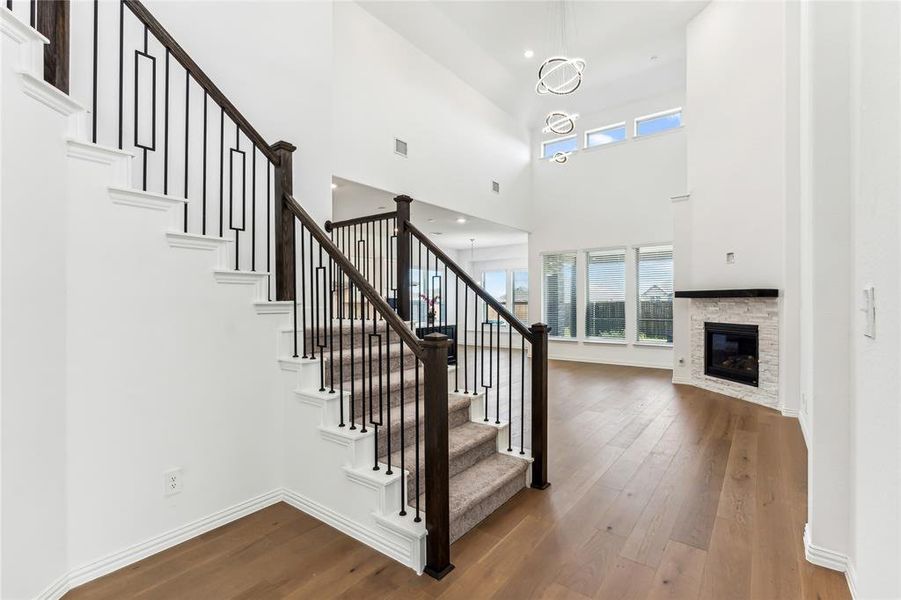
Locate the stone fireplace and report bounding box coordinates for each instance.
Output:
[675,290,779,408]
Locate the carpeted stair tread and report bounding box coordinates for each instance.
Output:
[414,452,528,543]
[385,421,499,501]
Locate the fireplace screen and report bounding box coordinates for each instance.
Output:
[704,322,759,387]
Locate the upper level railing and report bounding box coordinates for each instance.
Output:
[325,195,551,490]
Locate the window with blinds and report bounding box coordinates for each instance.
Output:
[482,270,507,326]
[513,270,529,324]
[542,253,577,338]
[636,245,674,343]
[586,249,626,339]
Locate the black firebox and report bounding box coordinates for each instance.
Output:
[704,322,759,387]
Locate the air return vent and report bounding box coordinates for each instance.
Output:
[491,180,500,194]
[394,138,408,157]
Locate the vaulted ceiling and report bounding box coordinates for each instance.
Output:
[358,1,709,124]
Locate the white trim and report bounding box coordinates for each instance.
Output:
[780,406,800,418]
[845,560,859,599]
[671,375,692,385]
[583,338,628,346]
[1,7,47,75]
[671,193,691,203]
[166,231,231,251]
[18,71,84,116]
[282,488,425,574]
[804,523,850,572]
[212,270,269,284]
[37,489,283,599]
[547,352,673,370]
[66,139,135,164]
[108,186,186,211]
[253,300,292,315]
[798,409,811,448]
[634,341,674,348]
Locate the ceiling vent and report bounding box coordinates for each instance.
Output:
[491,180,500,194]
[394,138,408,157]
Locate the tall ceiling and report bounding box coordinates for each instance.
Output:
[358,0,709,124]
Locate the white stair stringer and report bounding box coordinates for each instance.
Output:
[286,383,427,573]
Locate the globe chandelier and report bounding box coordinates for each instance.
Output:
[535,1,585,96]
[542,111,580,135]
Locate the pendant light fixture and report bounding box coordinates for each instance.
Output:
[536,1,585,96]
[542,111,580,135]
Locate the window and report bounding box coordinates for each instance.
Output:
[586,249,626,339]
[585,123,627,148]
[635,108,683,137]
[636,245,674,343]
[513,270,529,324]
[541,136,578,159]
[482,270,507,326]
[542,253,577,338]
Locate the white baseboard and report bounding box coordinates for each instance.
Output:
[798,410,811,449]
[671,375,692,385]
[547,353,673,370]
[36,489,283,599]
[780,406,800,417]
[281,488,423,573]
[804,523,850,572]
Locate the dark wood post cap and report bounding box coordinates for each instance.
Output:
[270,140,297,153]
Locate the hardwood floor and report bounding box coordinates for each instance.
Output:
[66,361,850,600]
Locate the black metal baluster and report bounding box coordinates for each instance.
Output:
[349,279,356,430]
[309,228,315,359]
[202,91,207,235]
[29,0,34,26]
[496,318,501,425]
[182,71,189,230]
[338,267,345,427]
[414,358,421,522]
[464,285,469,393]
[117,0,123,150]
[328,255,335,393]
[359,280,366,433]
[163,50,169,196]
[454,273,459,392]
[521,336,526,455]
[385,317,392,475]
[508,325,513,449]
[318,246,325,392]
[233,127,240,270]
[292,227,298,359]
[266,162,270,299]
[399,343,406,515]
[300,222,307,358]
[92,0,98,143]
[251,148,256,271]
[218,107,224,237]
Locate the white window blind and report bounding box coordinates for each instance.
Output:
[542,253,577,338]
[637,245,674,343]
[586,249,626,339]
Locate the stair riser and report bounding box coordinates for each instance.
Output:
[280,327,404,355]
[370,404,470,459]
[401,435,498,503]
[342,382,423,411]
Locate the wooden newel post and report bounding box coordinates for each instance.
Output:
[422,332,454,580]
[530,323,550,489]
[394,195,412,321]
[37,0,70,93]
[270,141,296,300]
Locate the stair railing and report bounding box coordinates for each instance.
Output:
[326,195,551,490]
[35,0,456,578]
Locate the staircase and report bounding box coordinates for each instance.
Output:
[2,0,550,588]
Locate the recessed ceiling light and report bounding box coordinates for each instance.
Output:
[650,55,659,61]
[377,206,387,210]
[524,49,534,59]
[427,218,435,223]
[330,183,337,190]
[456,217,467,224]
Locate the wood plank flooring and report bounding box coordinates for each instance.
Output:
[66,361,850,600]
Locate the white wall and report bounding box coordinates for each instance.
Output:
[331,2,531,232]
[1,25,69,599]
[529,91,686,369]
[675,0,800,415]
[848,2,901,596]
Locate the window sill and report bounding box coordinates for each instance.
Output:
[634,341,674,348]
[583,338,628,346]
[548,336,579,343]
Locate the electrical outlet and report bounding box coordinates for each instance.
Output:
[164,468,182,496]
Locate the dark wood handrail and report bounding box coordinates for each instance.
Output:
[123,0,279,165]
[284,194,424,358]
[405,221,534,343]
[325,211,398,232]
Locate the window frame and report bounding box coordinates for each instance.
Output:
[540,135,578,160]
[634,244,674,346]
[512,269,529,325]
[541,251,579,339]
[584,122,627,149]
[633,107,683,138]
[584,247,627,341]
